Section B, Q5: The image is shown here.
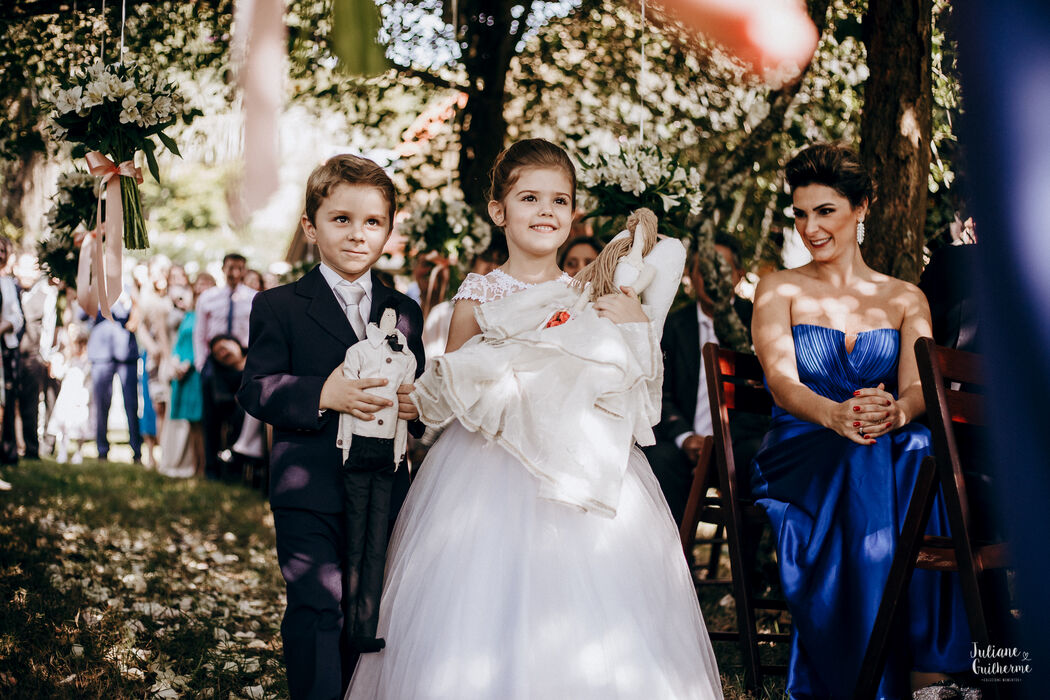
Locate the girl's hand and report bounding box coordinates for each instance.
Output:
[594,287,649,324]
[852,383,904,440]
[397,383,419,421]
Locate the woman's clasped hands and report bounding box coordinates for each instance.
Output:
[832,382,905,445]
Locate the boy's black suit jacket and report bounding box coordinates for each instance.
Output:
[238,266,426,513]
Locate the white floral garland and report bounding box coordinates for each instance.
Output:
[402,196,493,261]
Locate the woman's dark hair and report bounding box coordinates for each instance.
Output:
[489,138,577,209]
[785,143,877,209]
[557,236,602,269]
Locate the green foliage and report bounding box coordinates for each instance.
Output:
[37,170,97,288]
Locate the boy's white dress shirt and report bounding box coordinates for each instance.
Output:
[337,323,417,467]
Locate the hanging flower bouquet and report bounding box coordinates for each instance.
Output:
[37,171,99,289]
[49,60,186,250]
[577,142,704,239]
[402,196,493,263]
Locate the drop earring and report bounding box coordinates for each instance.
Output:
[856,221,865,245]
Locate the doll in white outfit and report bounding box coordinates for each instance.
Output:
[337,301,416,653]
[412,209,685,517]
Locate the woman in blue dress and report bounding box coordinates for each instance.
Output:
[750,143,971,699]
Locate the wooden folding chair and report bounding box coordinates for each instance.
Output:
[678,435,726,578]
[855,337,1011,700]
[702,342,790,690]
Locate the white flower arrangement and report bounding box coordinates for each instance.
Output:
[402,196,492,262]
[577,141,703,238]
[38,170,98,289]
[49,60,188,249]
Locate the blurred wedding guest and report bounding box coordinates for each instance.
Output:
[207,333,247,473]
[713,232,754,334]
[262,272,280,290]
[193,253,255,479]
[16,256,60,459]
[194,271,217,296]
[919,218,979,353]
[85,288,141,463]
[159,285,203,478]
[558,236,601,277]
[133,260,173,469]
[643,247,724,522]
[243,269,264,292]
[216,334,266,484]
[0,236,25,466]
[47,326,92,464]
[167,264,190,291]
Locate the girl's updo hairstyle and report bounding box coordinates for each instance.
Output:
[785,142,877,209]
[489,138,577,209]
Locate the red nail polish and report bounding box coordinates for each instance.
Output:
[869,440,876,445]
[885,401,891,406]
[885,422,892,429]
[853,391,860,396]
[853,421,861,427]
[853,406,860,412]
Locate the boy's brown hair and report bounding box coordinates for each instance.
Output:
[303,154,397,226]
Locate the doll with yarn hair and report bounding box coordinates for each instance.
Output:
[412,208,685,517]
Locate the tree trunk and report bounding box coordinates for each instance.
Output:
[859,0,933,284]
[456,0,528,211]
[0,91,50,243]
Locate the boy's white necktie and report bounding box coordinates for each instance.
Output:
[335,281,367,338]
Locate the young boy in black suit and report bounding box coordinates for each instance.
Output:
[238,155,425,700]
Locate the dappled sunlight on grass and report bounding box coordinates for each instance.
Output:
[0,459,286,699]
[2,458,788,699]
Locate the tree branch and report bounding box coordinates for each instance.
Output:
[392,65,466,93]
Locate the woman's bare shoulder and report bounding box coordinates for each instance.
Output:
[756,266,813,295]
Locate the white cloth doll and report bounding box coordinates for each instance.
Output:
[336,303,417,653]
[337,307,417,467]
[412,209,685,517]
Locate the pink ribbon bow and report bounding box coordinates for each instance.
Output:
[78,151,142,320]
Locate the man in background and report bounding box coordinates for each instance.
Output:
[193,253,255,479]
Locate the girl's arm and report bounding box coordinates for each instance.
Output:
[753,272,873,445]
[445,300,482,353]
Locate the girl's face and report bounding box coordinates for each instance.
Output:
[562,242,598,277]
[791,184,867,261]
[488,167,574,261]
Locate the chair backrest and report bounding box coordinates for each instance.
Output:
[703,342,774,501]
[914,336,987,541]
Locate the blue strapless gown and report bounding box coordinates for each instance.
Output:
[750,325,971,699]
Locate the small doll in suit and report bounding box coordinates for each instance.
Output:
[336,301,416,653]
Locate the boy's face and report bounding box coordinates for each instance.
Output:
[303,183,392,283]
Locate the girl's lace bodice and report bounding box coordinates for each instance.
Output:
[453,268,574,304]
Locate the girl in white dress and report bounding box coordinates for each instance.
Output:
[48,326,93,464]
[347,139,723,700]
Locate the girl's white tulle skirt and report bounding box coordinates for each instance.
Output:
[346,422,723,700]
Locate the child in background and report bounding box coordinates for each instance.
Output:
[48,326,93,464]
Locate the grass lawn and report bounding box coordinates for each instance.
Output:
[0,459,286,698]
[1,458,788,699]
